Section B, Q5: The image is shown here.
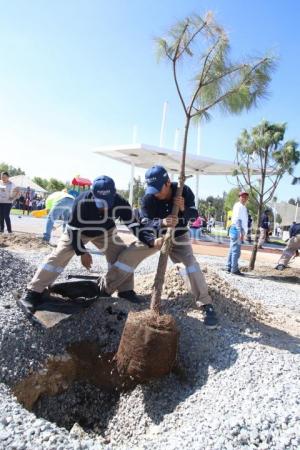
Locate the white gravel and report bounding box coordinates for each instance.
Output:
[0,247,299,450]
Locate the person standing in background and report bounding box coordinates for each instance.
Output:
[23,187,32,215]
[0,172,19,233]
[258,209,271,249]
[247,213,253,243]
[189,215,203,240]
[226,191,249,276]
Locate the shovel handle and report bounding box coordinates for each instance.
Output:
[67,274,99,280]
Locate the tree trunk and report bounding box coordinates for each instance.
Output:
[249,204,263,270]
[150,117,190,313]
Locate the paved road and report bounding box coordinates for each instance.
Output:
[10,214,61,238]
[7,214,299,268]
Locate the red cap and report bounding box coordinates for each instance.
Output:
[239,191,249,197]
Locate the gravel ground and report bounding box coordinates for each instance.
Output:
[0,247,299,450]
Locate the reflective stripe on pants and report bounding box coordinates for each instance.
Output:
[278,235,300,266]
[28,227,133,293]
[103,232,211,305]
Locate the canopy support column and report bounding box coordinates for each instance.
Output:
[129,162,135,206]
[195,172,199,210]
[295,202,299,222]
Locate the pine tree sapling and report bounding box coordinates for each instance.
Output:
[116,11,276,381]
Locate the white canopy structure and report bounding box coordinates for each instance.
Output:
[10,175,47,194]
[94,143,259,205]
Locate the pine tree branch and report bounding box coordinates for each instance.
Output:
[189,35,224,115]
[191,57,270,118]
[172,22,190,116]
[201,63,247,89]
[177,18,208,59]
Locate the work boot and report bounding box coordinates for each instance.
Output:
[201,304,218,329]
[49,280,101,299]
[118,290,143,303]
[17,290,42,317]
[231,270,245,276]
[275,264,286,271]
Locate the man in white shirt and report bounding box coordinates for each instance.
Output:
[226,191,249,276]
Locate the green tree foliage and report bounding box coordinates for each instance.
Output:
[0,162,25,176]
[275,213,282,224]
[156,12,275,127]
[47,178,65,192]
[117,176,145,207]
[198,195,225,220]
[32,176,65,193]
[235,120,299,269]
[224,188,240,212]
[32,177,49,190]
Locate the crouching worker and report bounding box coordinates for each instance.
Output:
[99,165,218,329]
[42,189,75,243]
[275,222,300,270]
[17,176,150,319]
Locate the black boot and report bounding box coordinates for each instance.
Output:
[231,270,245,276]
[118,290,144,303]
[201,304,218,329]
[17,290,42,317]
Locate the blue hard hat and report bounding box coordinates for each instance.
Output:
[92,176,116,208]
[145,165,169,195]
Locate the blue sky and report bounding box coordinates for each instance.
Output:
[0,0,299,201]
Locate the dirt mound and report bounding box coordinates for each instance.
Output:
[0,233,49,250]
[135,265,268,325]
[135,266,189,299]
[244,265,300,283]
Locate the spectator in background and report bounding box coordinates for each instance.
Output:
[226,210,233,236]
[258,209,271,249]
[201,216,208,234]
[276,225,282,238]
[189,215,202,240]
[0,172,19,233]
[208,216,215,233]
[17,193,25,210]
[247,213,253,243]
[36,198,45,210]
[23,187,32,215]
[226,191,249,276]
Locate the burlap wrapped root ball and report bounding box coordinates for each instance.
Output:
[116,310,179,382]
